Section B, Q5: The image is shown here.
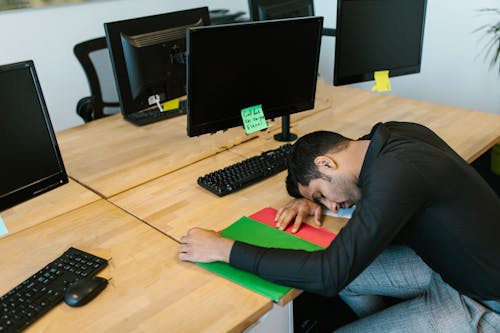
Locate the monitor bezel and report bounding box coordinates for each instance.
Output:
[333,0,427,86]
[104,7,210,117]
[0,60,68,211]
[248,0,315,21]
[186,17,323,137]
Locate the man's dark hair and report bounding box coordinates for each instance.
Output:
[286,131,352,198]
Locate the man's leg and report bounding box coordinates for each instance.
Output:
[336,246,500,332]
[338,245,433,318]
[336,272,500,333]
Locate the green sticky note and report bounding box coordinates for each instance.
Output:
[241,104,268,134]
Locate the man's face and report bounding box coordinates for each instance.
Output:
[298,173,361,212]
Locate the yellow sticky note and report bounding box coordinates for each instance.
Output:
[161,98,180,112]
[371,70,391,92]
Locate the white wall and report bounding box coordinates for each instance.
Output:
[0,0,248,131]
[0,0,499,131]
[315,0,500,116]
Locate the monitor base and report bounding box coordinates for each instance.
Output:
[274,114,297,142]
[274,132,297,142]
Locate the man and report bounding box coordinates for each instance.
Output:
[179,122,500,332]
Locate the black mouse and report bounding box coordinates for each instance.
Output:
[64,276,108,307]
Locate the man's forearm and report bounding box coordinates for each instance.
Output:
[178,228,235,263]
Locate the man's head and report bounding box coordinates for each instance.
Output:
[286,131,362,211]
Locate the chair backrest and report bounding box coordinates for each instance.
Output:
[74,37,121,122]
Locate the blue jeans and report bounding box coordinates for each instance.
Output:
[335,246,500,332]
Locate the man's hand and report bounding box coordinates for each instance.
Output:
[275,198,323,233]
[178,227,235,263]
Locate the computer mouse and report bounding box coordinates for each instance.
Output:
[64,276,108,307]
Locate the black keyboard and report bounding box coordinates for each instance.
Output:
[0,247,108,333]
[198,144,293,196]
[125,100,187,126]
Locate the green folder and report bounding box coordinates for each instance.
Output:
[197,216,324,302]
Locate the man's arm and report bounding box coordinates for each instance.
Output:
[177,226,342,295]
[178,228,235,263]
[178,197,323,263]
[275,198,323,232]
[179,156,428,296]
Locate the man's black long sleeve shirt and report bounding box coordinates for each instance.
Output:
[229,122,500,301]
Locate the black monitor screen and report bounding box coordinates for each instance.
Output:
[334,0,426,85]
[105,7,210,116]
[248,0,314,21]
[0,61,68,211]
[186,17,323,137]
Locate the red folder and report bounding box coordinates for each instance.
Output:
[249,207,336,248]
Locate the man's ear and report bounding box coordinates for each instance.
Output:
[314,155,337,172]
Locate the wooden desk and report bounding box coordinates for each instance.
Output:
[0,180,100,238]
[55,81,332,199]
[110,149,343,306]
[109,85,500,309]
[0,200,272,332]
[111,85,500,243]
[276,85,500,163]
[8,84,497,331]
[55,113,256,199]
[110,149,347,243]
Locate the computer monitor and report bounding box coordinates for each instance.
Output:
[186,16,323,141]
[334,0,426,86]
[248,1,335,37]
[104,7,210,121]
[0,60,68,211]
[248,0,314,21]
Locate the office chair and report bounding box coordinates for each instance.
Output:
[74,37,121,122]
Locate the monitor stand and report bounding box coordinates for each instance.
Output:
[274,115,297,142]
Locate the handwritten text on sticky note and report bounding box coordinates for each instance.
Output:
[241,104,268,134]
